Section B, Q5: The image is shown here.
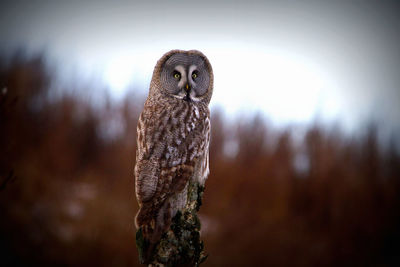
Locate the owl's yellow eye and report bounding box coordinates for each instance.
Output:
[192,73,198,79]
[173,72,181,79]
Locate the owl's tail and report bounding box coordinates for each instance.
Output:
[135,200,172,264]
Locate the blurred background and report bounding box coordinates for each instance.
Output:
[1,0,400,266]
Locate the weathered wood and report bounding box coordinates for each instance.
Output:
[136,181,207,266]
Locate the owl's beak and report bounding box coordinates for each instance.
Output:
[183,83,191,102]
[185,83,190,92]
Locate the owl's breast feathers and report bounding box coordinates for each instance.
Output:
[135,100,210,230]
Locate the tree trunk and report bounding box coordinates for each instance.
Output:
[136,181,207,266]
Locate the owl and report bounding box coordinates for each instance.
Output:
[134,50,213,261]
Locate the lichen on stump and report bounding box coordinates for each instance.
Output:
[136,181,208,266]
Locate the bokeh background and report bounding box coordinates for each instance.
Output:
[1,0,400,266]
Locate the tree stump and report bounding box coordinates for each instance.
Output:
[136,181,208,266]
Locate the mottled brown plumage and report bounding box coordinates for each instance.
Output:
[134,50,213,261]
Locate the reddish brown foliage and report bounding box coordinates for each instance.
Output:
[1,54,399,266]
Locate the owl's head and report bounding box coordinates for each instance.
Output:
[151,50,213,104]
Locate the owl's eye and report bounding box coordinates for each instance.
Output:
[192,72,198,79]
[173,71,181,80]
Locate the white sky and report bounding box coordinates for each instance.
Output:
[1,0,400,134]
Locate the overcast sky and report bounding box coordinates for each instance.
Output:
[1,0,400,136]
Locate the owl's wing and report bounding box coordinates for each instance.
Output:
[135,160,194,230]
[135,159,194,204]
[135,159,160,203]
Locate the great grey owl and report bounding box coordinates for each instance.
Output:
[134,50,213,258]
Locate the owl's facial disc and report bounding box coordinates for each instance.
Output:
[160,53,210,102]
